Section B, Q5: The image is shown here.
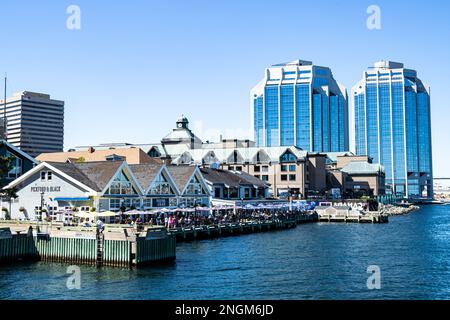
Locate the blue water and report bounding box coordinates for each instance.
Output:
[1,205,450,300]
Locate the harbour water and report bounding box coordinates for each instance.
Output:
[1,205,450,300]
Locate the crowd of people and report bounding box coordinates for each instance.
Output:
[120,209,307,230]
[75,207,310,231]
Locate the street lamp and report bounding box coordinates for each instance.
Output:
[40,191,45,222]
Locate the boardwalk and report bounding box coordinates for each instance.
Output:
[168,213,318,241]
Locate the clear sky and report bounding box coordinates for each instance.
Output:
[0,0,449,177]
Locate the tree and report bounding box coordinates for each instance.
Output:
[0,154,15,183]
[0,154,17,220]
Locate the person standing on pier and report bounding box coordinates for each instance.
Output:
[96,219,105,233]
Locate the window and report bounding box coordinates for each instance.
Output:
[228,166,234,171]
[265,86,280,146]
[41,172,46,181]
[109,199,121,211]
[153,199,168,207]
[235,166,242,171]
[123,199,132,209]
[47,172,53,181]
[254,166,261,173]
[281,175,288,181]
[148,148,161,158]
[254,175,260,179]
[280,85,295,145]
[106,171,137,195]
[148,172,174,195]
[229,187,239,198]
[185,174,205,195]
[105,154,125,161]
[6,152,23,179]
[262,166,269,173]
[214,188,221,198]
[289,174,296,181]
[132,199,141,209]
[261,175,269,182]
[280,150,297,163]
[281,165,288,172]
[289,165,296,172]
[143,199,152,208]
[169,198,178,207]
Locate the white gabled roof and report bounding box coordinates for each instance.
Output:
[171,146,308,165]
[3,162,98,195]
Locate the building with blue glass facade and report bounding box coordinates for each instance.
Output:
[251,60,349,152]
[352,61,433,198]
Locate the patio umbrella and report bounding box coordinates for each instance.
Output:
[74,211,95,219]
[75,211,120,219]
[96,211,121,217]
[123,209,145,215]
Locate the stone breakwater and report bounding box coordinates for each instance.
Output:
[382,204,420,216]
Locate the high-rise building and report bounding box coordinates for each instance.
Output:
[0,91,64,157]
[352,61,433,198]
[251,59,349,152]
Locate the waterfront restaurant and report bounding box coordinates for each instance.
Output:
[2,160,211,221]
[167,165,211,207]
[199,167,270,200]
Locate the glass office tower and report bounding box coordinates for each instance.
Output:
[352,61,433,198]
[251,60,348,152]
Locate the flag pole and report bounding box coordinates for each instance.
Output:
[3,73,6,140]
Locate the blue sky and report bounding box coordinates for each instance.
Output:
[0,0,449,177]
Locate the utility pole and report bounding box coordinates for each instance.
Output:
[1,73,7,140]
[3,74,7,140]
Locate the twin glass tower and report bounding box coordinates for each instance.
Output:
[252,60,433,198]
[251,60,349,152]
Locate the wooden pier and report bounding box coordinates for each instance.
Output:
[317,213,388,223]
[168,213,318,242]
[0,210,389,268]
[0,224,175,268]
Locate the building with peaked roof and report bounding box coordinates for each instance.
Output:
[327,154,385,197]
[200,167,269,200]
[64,117,382,200]
[0,140,38,188]
[36,146,159,165]
[171,145,326,199]
[2,160,211,221]
[129,163,179,208]
[167,165,211,207]
[68,118,328,199]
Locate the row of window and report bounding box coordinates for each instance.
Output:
[281,164,296,172]
[254,175,269,182]
[281,174,296,182]
[109,198,179,210]
[253,174,296,182]
[229,165,297,174]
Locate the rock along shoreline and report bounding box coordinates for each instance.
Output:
[381,204,420,216]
